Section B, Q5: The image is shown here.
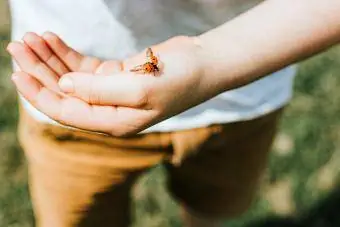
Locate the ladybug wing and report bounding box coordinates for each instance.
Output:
[146,48,154,61]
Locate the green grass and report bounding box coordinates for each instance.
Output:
[1,27,340,227]
[0,29,35,227]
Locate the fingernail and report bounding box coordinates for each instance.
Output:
[11,73,19,82]
[59,77,74,93]
[23,32,35,42]
[6,42,14,53]
[42,31,56,39]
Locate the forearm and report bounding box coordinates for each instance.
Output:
[198,0,340,93]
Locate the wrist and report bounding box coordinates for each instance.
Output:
[186,35,226,100]
[192,34,239,98]
[197,26,266,96]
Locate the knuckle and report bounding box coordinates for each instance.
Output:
[35,62,46,74]
[35,37,45,46]
[23,32,35,41]
[45,53,54,64]
[44,32,58,42]
[133,89,147,106]
[73,75,97,104]
[87,79,100,104]
[132,84,150,107]
[88,92,98,104]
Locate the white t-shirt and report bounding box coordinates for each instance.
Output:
[9,0,296,133]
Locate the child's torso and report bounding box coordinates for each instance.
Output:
[10,0,264,58]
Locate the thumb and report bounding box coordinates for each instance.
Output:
[58,72,149,107]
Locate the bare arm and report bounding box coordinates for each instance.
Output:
[198,0,340,93]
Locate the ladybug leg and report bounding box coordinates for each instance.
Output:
[154,65,160,75]
[130,64,144,73]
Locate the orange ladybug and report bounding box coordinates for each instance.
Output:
[130,48,159,75]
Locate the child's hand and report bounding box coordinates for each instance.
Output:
[8,33,217,136]
[7,32,122,87]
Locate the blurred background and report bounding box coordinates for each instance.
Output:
[1,1,340,227]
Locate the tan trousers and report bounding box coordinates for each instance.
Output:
[18,106,283,227]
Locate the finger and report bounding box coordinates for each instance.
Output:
[11,71,110,132]
[12,72,150,136]
[42,32,102,72]
[58,72,151,108]
[7,42,60,92]
[11,71,62,118]
[23,32,70,76]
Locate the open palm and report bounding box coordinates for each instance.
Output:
[7,32,214,136]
